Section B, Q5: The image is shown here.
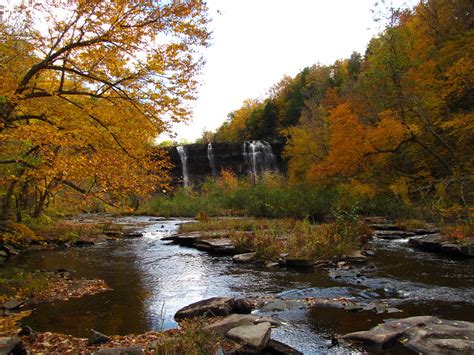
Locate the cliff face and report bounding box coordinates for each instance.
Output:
[168,141,285,186]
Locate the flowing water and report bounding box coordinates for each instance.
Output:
[207,143,217,177]
[3,216,474,354]
[176,146,189,187]
[243,140,277,178]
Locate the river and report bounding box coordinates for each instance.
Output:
[4,216,474,353]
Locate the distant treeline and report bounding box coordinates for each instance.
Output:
[201,0,473,217]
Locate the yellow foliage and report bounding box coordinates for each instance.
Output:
[0,311,32,337]
[390,177,412,206]
[217,169,239,191]
[0,0,210,218]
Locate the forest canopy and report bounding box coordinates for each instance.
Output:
[0,0,210,220]
[209,0,473,215]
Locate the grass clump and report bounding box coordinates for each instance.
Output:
[395,219,430,230]
[152,319,229,354]
[180,210,371,261]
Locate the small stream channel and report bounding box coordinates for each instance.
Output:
[3,216,474,353]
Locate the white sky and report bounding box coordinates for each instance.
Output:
[165,0,417,142]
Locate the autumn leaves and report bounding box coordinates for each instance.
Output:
[0,1,210,220]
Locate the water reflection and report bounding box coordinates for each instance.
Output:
[2,216,473,354]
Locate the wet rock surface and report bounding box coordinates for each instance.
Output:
[4,216,474,354]
[88,329,111,345]
[233,252,257,264]
[174,297,235,320]
[227,322,272,350]
[194,238,238,255]
[343,316,474,353]
[204,314,279,334]
[408,234,474,257]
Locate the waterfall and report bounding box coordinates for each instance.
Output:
[207,142,217,177]
[176,146,189,187]
[242,140,277,178]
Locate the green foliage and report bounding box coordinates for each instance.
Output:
[181,216,370,261]
[139,174,429,220]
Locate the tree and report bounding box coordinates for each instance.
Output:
[0,0,210,220]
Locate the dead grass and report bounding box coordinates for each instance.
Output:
[180,218,371,260]
[22,318,231,354]
[441,223,474,243]
[395,219,430,230]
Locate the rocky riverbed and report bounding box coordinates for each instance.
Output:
[1,215,473,353]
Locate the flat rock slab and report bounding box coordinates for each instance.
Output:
[343,316,474,353]
[174,297,235,320]
[259,298,306,312]
[194,238,237,255]
[279,258,314,268]
[204,314,279,334]
[409,234,474,257]
[227,322,272,350]
[173,233,201,246]
[2,300,23,310]
[345,250,368,262]
[374,230,416,239]
[233,252,256,264]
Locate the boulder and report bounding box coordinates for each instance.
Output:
[88,329,111,345]
[226,322,272,350]
[233,298,254,314]
[204,314,279,334]
[265,339,303,354]
[2,300,22,310]
[345,250,368,262]
[232,252,256,264]
[174,297,235,320]
[0,336,24,354]
[343,316,474,353]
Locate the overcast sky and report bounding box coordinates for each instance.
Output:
[164,0,417,142]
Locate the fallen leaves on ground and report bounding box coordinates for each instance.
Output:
[0,311,32,336]
[34,277,111,303]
